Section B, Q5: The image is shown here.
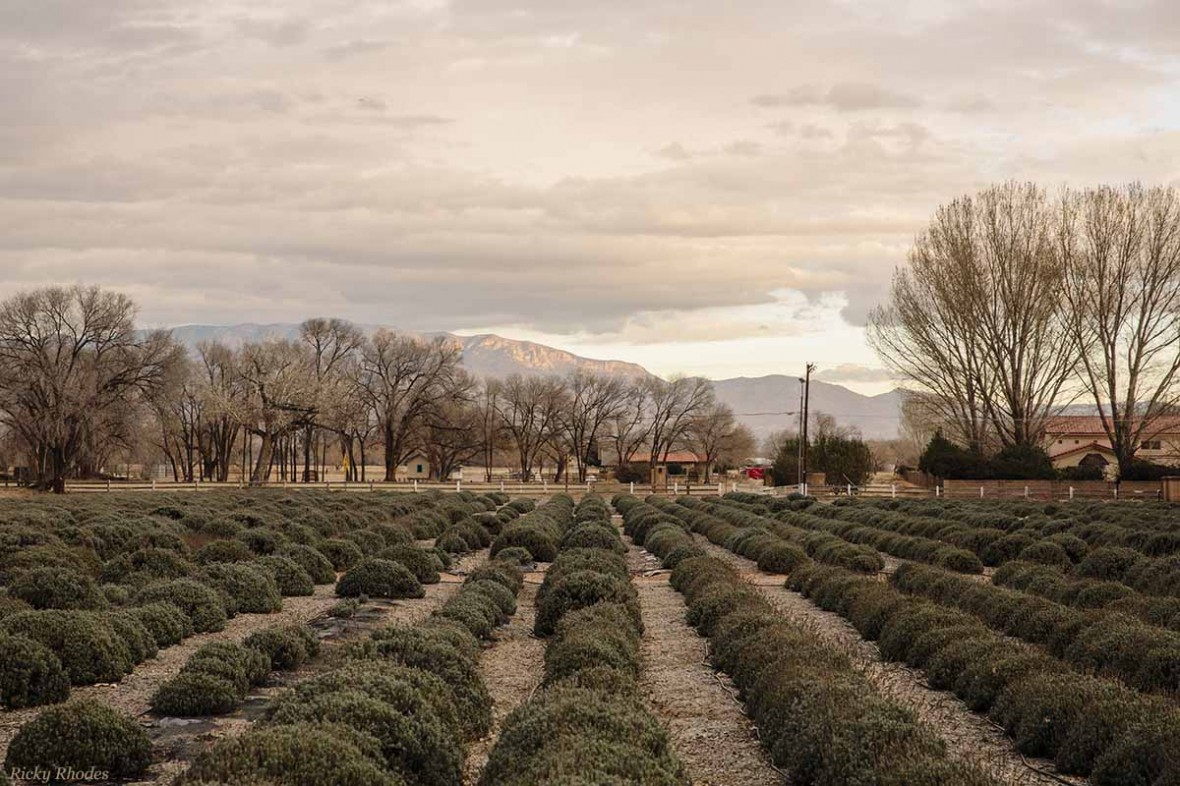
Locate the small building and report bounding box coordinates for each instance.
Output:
[617,449,709,483]
[398,455,430,481]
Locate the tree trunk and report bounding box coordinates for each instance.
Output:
[383,419,396,482]
[251,433,274,485]
[50,445,67,494]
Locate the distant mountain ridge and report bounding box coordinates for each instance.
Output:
[166,323,902,440]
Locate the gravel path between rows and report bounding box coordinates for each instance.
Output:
[0,550,487,778]
[622,520,784,786]
[462,572,547,785]
[697,537,1086,786]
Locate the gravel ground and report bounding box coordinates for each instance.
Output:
[0,550,487,780]
[462,570,547,785]
[696,536,1086,786]
[622,520,784,786]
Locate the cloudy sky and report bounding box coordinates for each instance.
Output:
[3,0,1179,393]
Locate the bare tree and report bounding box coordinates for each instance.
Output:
[1061,184,1180,475]
[477,379,507,482]
[299,318,364,481]
[646,376,715,464]
[607,380,652,471]
[560,370,629,482]
[870,183,1076,452]
[685,401,752,482]
[0,286,180,492]
[194,341,243,482]
[495,374,569,480]
[148,353,202,482]
[232,339,319,484]
[357,331,462,482]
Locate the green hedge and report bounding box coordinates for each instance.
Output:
[891,561,1180,696]
[480,496,683,786]
[4,700,152,779]
[336,559,424,599]
[789,561,1180,782]
[0,634,70,709]
[671,557,999,786]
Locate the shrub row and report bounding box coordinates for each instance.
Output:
[891,561,1180,697]
[790,561,1180,782]
[813,501,1079,569]
[777,509,984,573]
[0,598,195,707]
[615,495,705,569]
[481,497,685,785]
[673,497,884,573]
[670,556,1000,785]
[150,625,319,716]
[534,497,639,636]
[489,496,575,562]
[991,560,1180,632]
[845,496,1180,563]
[180,550,524,786]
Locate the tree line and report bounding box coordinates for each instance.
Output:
[0,286,755,492]
[870,182,1180,478]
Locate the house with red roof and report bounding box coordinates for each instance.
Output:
[1043,415,1180,474]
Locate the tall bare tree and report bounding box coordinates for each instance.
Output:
[194,341,243,482]
[477,380,507,481]
[233,339,319,484]
[0,286,180,492]
[495,374,569,480]
[646,376,715,464]
[300,318,364,481]
[607,380,653,470]
[560,370,629,482]
[869,183,1076,452]
[357,332,462,482]
[1061,184,1180,475]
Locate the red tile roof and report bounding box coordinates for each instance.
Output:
[625,450,705,464]
[1045,415,1180,436]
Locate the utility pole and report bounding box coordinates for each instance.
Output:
[796,379,805,491]
[801,363,814,493]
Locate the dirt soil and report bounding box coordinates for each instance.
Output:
[697,537,1086,786]
[0,551,487,782]
[462,568,547,785]
[623,521,784,786]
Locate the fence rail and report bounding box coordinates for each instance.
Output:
[20,478,1164,502]
[52,478,757,498]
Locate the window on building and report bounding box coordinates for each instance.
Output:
[416,464,423,473]
[1141,441,1162,451]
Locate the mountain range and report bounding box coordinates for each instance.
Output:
[166,324,903,441]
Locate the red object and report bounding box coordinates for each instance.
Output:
[744,467,765,480]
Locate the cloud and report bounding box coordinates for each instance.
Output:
[1,0,1180,382]
[751,82,921,112]
[654,143,695,161]
[235,18,309,48]
[815,363,897,384]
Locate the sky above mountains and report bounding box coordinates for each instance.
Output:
[3,0,1179,394]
